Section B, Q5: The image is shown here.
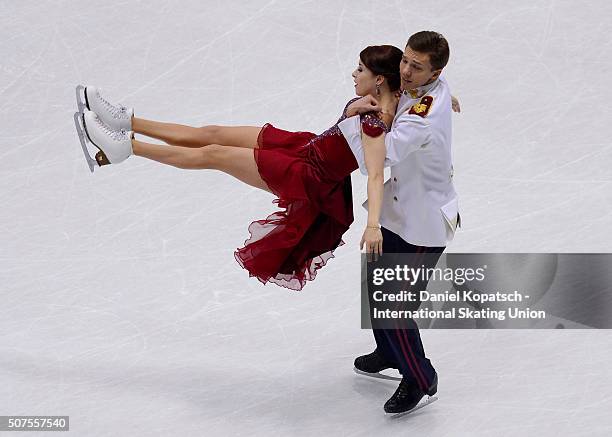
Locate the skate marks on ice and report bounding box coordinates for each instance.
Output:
[353,367,402,382]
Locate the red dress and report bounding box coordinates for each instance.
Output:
[234,98,389,290]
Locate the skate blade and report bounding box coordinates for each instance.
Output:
[387,395,438,419]
[353,367,402,382]
[75,84,87,113]
[73,111,96,173]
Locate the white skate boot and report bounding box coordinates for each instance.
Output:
[75,85,133,131]
[73,109,133,172]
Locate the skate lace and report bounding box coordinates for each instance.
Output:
[97,90,128,118]
[94,115,127,141]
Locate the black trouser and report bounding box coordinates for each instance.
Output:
[367,227,445,392]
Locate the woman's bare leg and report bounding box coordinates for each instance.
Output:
[131,139,271,193]
[132,117,262,150]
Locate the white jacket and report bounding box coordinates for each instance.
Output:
[338,76,460,247]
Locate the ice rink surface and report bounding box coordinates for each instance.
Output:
[2,1,612,435]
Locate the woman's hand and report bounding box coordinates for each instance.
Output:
[451,95,461,113]
[360,226,383,261]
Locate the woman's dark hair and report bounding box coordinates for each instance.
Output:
[359,45,403,91]
[406,31,449,71]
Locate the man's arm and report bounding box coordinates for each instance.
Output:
[346,95,381,117]
[383,113,431,167]
[338,110,431,174]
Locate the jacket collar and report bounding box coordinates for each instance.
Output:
[402,78,439,99]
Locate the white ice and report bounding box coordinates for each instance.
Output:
[1,1,612,436]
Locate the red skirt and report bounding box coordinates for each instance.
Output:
[234,123,358,291]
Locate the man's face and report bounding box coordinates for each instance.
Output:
[399,46,441,91]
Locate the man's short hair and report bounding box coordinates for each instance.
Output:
[407,31,450,71]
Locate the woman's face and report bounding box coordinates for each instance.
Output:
[352,60,379,97]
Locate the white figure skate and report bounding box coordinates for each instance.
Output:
[73,109,133,172]
[75,85,133,131]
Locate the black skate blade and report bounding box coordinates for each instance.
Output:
[353,367,402,382]
[73,111,96,173]
[387,395,438,419]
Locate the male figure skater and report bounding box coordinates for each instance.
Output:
[339,31,460,414]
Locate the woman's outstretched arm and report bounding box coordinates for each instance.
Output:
[360,131,386,257]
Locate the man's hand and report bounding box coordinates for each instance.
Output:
[347,95,381,117]
[360,227,383,261]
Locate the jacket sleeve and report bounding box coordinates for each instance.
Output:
[384,113,431,167]
[339,112,432,174]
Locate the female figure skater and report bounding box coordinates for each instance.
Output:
[74,45,407,290]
